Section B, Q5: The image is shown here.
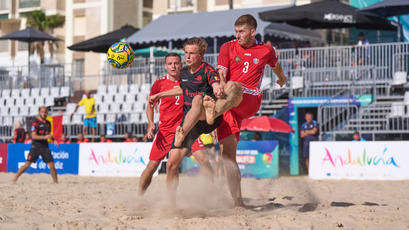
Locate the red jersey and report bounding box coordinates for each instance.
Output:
[217,40,278,90]
[77,138,89,144]
[150,75,183,131]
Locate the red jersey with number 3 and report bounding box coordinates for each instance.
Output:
[217,40,278,90]
[149,76,183,131]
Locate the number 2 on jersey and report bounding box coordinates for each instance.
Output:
[243,61,249,73]
[175,96,180,105]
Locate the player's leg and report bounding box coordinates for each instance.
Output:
[47,162,58,183]
[82,118,88,137]
[204,81,243,124]
[219,134,244,207]
[12,161,32,183]
[138,160,161,195]
[192,149,214,183]
[166,148,188,206]
[174,95,206,147]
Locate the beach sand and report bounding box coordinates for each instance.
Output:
[0,173,408,230]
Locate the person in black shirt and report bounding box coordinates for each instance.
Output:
[13,106,59,183]
[149,37,224,205]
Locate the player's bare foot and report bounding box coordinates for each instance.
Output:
[174,126,185,147]
[203,95,216,125]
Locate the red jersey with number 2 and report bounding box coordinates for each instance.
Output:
[149,76,183,131]
[217,40,278,90]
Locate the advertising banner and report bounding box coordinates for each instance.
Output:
[78,143,153,177]
[182,141,279,178]
[310,141,409,180]
[0,143,8,172]
[7,144,79,174]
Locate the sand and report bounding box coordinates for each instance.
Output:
[0,172,408,230]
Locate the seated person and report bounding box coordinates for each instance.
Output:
[100,134,112,143]
[76,133,89,144]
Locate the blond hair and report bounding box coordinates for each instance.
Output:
[183,37,208,56]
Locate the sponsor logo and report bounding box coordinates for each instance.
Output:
[323,13,353,23]
[244,53,251,56]
[236,155,256,164]
[234,56,241,62]
[262,153,272,164]
[253,58,259,64]
[195,75,202,81]
[181,79,188,82]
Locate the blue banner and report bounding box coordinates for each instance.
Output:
[7,144,79,174]
[181,141,279,178]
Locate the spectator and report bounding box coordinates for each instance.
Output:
[300,112,318,172]
[12,120,25,143]
[123,132,134,142]
[58,133,71,144]
[100,134,112,143]
[352,131,366,142]
[24,132,32,144]
[357,32,369,46]
[71,91,97,139]
[253,132,262,141]
[132,136,141,142]
[76,133,89,144]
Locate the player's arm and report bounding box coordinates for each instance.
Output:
[31,131,52,141]
[272,63,287,87]
[208,69,224,98]
[217,69,227,86]
[149,87,182,106]
[217,43,229,86]
[145,101,155,139]
[300,129,306,138]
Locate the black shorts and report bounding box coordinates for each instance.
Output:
[171,116,222,151]
[27,146,54,163]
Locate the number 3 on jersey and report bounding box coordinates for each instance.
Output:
[243,61,249,73]
[175,96,180,105]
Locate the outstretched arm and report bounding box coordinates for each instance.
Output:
[148,86,183,106]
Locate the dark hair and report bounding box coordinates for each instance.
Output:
[305,112,313,116]
[358,32,364,37]
[353,130,360,135]
[38,106,48,112]
[235,14,257,30]
[183,37,208,56]
[165,52,181,62]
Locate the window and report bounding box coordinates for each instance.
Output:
[0,0,9,11]
[19,0,40,8]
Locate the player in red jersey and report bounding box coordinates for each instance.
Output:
[138,53,212,196]
[204,14,287,207]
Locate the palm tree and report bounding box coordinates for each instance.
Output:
[26,10,65,64]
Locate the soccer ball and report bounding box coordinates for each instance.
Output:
[107,42,134,69]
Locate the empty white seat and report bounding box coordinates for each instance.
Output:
[62,115,70,125]
[94,94,104,104]
[126,93,137,103]
[60,86,70,97]
[29,106,39,115]
[137,92,149,102]
[104,94,115,104]
[0,98,6,106]
[31,88,40,97]
[2,89,10,97]
[25,97,35,106]
[404,91,409,105]
[11,89,20,98]
[20,106,29,115]
[107,85,117,94]
[1,106,9,116]
[140,114,148,123]
[97,85,107,94]
[15,97,25,106]
[129,84,139,93]
[98,103,109,113]
[36,96,45,106]
[50,87,60,97]
[72,114,83,124]
[41,88,50,96]
[77,106,85,114]
[110,103,120,112]
[122,103,133,113]
[44,97,54,106]
[21,88,30,97]
[392,71,407,85]
[119,84,129,93]
[130,113,140,123]
[65,103,77,115]
[115,93,126,103]
[140,83,150,93]
[133,102,145,113]
[291,76,303,89]
[9,107,19,115]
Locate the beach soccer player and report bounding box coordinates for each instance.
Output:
[13,106,59,183]
[205,14,287,206]
[138,52,213,195]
